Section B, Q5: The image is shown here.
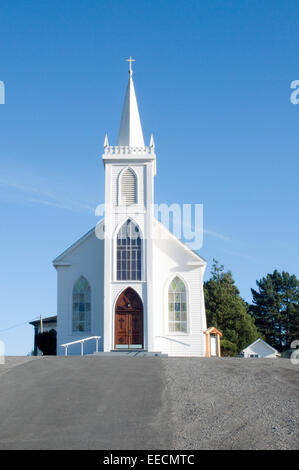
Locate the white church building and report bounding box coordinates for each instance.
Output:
[53,61,208,356]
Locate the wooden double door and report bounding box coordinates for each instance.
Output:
[115,288,143,350]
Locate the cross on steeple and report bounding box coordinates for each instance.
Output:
[126,56,135,75]
[117,56,145,147]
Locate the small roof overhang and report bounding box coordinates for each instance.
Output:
[204,327,223,337]
[29,315,57,327]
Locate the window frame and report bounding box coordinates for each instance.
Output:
[72,276,92,334]
[166,275,190,335]
[114,219,143,282]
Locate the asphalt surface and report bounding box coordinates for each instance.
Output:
[0,356,172,450]
[0,356,298,449]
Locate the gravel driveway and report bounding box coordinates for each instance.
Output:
[0,356,297,450]
[163,357,298,450]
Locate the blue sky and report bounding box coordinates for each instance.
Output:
[0,0,298,355]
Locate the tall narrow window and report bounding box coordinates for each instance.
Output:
[120,168,137,205]
[72,276,91,332]
[168,276,187,333]
[117,220,141,281]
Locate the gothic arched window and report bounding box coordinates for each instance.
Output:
[119,168,137,205]
[72,276,91,332]
[168,276,187,333]
[117,220,141,281]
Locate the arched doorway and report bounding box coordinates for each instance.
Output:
[115,288,143,350]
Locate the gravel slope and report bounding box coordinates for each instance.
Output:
[0,356,297,450]
[163,357,299,450]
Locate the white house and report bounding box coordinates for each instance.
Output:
[241,338,279,358]
[53,61,207,356]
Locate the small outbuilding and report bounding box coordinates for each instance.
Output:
[240,338,279,358]
[29,315,57,356]
[204,327,223,357]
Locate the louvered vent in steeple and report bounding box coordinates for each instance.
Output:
[120,168,137,205]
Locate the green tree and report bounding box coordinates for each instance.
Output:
[204,260,259,354]
[250,270,299,351]
[220,339,238,357]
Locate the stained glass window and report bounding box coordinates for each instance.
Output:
[72,276,91,332]
[117,220,141,281]
[168,276,187,333]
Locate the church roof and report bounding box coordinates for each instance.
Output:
[153,218,207,266]
[52,225,100,266]
[53,218,206,267]
[117,66,145,147]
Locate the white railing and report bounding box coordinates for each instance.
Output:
[60,336,101,356]
[155,335,191,357]
[103,145,155,156]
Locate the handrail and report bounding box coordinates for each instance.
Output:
[155,335,191,347]
[61,336,101,356]
[155,335,191,357]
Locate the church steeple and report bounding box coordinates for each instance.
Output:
[117,57,145,148]
[102,59,156,353]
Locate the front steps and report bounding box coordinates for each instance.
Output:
[92,350,168,357]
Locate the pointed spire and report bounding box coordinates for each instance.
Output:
[117,58,145,148]
[149,134,155,148]
[104,133,109,148]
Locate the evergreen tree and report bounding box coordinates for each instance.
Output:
[250,270,299,351]
[204,260,259,354]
